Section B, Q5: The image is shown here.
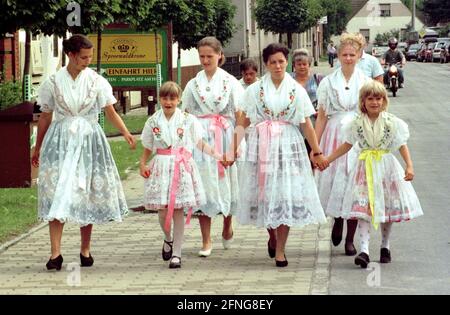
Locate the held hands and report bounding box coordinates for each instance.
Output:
[309,152,330,171]
[404,166,414,181]
[217,151,236,168]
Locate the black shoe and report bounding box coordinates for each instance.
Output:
[267,240,276,258]
[80,253,94,267]
[275,255,288,267]
[46,254,63,271]
[345,242,357,256]
[331,219,343,246]
[380,248,391,263]
[354,252,370,269]
[169,256,181,269]
[162,240,173,261]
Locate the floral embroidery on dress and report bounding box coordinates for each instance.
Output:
[151,112,189,145]
[153,127,161,139]
[352,113,395,148]
[259,83,296,119]
[194,77,229,108]
[177,128,184,140]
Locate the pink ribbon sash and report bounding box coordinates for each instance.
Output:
[156,147,193,232]
[199,114,231,178]
[256,120,290,201]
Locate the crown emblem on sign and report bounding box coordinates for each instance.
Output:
[117,44,129,52]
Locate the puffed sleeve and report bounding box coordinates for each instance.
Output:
[391,117,410,149]
[181,80,195,112]
[239,84,258,123]
[141,118,155,150]
[292,85,315,125]
[188,114,205,145]
[316,77,331,114]
[342,117,358,145]
[96,76,117,108]
[36,77,55,113]
[229,77,246,112]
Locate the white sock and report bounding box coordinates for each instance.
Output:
[381,222,393,250]
[172,209,185,259]
[358,220,371,255]
[158,209,172,251]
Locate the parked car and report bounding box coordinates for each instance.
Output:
[398,42,408,54]
[433,38,450,62]
[372,45,389,58]
[440,42,450,63]
[417,42,435,62]
[405,43,421,61]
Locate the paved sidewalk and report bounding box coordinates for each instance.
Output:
[0,171,331,295]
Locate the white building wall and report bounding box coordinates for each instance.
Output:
[171,42,200,68]
[346,17,424,43]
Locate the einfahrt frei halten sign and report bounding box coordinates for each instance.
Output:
[88,27,169,88]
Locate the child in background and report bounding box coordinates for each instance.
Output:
[239,58,259,89]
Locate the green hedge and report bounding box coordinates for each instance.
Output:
[0,78,22,111]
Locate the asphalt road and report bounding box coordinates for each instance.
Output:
[329,61,450,295]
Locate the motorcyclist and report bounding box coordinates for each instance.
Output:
[381,37,406,88]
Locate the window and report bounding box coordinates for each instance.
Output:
[360,29,370,44]
[380,4,391,17]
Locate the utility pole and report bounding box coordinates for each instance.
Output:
[412,0,416,31]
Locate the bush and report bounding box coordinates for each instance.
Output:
[0,77,22,111]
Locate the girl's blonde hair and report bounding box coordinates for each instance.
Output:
[159,81,182,98]
[359,80,389,113]
[338,32,364,54]
[197,36,226,67]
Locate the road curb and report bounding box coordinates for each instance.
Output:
[310,219,332,295]
[0,221,48,255]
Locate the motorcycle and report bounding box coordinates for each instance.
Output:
[384,63,402,97]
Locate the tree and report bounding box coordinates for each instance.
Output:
[320,0,351,44]
[207,0,237,46]
[1,0,62,100]
[422,0,450,25]
[401,0,424,10]
[37,0,123,70]
[254,0,322,48]
[375,29,401,45]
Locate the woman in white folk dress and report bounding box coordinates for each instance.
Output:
[315,33,372,256]
[32,35,136,271]
[232,43,328,267]
[181,37,245,257]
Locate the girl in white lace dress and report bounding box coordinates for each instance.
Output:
[233,43,328,267]
[140,82,223,268]
[315,33,372,256]
[326,81,423,268]
[31,35,136,271]
[181,37,245,257]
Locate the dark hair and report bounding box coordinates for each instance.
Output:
[197,36,226,67]
[262,43,289,64]
[62,34,93,55]
[240,58,258,73]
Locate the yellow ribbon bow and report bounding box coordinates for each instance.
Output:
[358,149,389,230]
